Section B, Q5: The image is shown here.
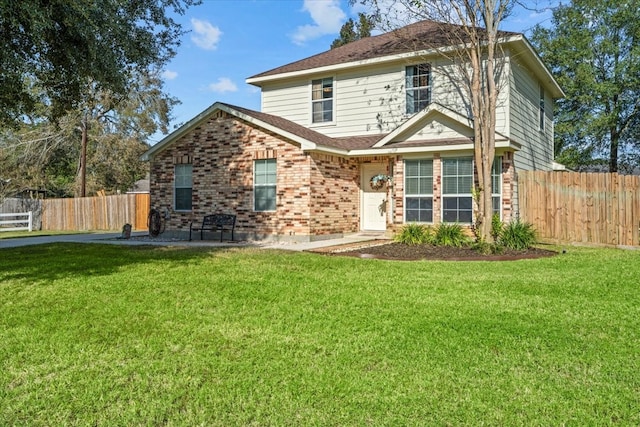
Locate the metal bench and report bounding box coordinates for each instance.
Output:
[189,214,236,242]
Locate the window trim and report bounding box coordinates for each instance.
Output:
[253,158,277,212]
[311,77,334,125]
[403,158,434,223]
[440,156,503,223]
[441,157,474,224]
[174,163,193,212]
[405,63,431,115]
[539,85,545,132]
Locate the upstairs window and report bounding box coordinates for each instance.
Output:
[254,159,276,211]
[312,78,333,123]
[174,164,192,211]
[406,64,431,114]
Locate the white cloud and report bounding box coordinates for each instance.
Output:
[207,77,238,93]
[291,0,347,45]
[191,18,222,50]
[161,70,178,80]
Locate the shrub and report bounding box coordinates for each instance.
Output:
[499,219,537,250]
[491,213,503,241]
[434,223,470,247]
[473,240,505,255]
[394,223,432,245]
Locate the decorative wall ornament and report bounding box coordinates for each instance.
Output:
[369,174,391,190]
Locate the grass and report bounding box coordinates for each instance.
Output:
[1,243,639,425]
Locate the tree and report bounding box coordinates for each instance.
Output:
[331,13,374,48]
[354,0,514,242]
[0,71,177,197]
[531,0,640,172]
[0,0,198,127]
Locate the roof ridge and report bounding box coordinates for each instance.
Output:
[248,19,521,81]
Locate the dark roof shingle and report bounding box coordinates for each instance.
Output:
[249,20,519,80]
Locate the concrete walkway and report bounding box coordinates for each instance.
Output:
[0,231,388,251]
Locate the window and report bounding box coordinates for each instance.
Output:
[254,159,276,211]
[174,164,192,211]
[442,157,473,223]
[406,64,431,114]
[492,157,502,216]
[404,159,433,222]
[441,157,503,223]
[312,78,333,123]
[539,86,545,131]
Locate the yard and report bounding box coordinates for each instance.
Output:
[1,243,638,425]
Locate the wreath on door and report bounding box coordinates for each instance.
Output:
[369,174,391,190]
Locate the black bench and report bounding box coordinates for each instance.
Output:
[189,214,236,242]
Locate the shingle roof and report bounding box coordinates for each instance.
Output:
[224,103,477,152]
[249,20,519,80]
[226,103,389,150]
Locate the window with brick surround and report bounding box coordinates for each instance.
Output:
[254,158,276,211]
[492,157,502,218]
[174,164,192,211]
[406,63,431,114]
[311,77,333,123]
[442,157,473,223]
[441,157,503,223]
[404,159,433,222]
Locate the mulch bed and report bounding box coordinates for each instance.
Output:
[309,240,557,261]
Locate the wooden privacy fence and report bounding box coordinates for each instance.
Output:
[41,194,150,231]
[518,171,640,247]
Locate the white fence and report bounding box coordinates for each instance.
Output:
[0,211,33,232]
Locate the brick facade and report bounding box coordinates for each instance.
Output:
[149,113,360,241]
[149,111,517,240]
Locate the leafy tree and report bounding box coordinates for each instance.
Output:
[0,71,176,197]
[0,0,198,126]
[354,0,515,242]
[531,0,640,172]
[331,13,374,48]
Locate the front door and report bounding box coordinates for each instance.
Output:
[361,164,388,231]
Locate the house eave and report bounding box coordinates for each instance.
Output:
[247,44,462,86]
[141,102,320,161]
[311,138,519,157]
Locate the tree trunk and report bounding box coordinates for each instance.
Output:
[79,115,88,197]
[609,128,619,173]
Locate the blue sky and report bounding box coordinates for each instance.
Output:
[153,0,557,145]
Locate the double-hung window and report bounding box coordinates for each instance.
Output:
[312,78,333,123]
[254,159,276,211]
[441,157,503,223]
[406,64,431,114]
[442,157,474,223]
[404,159,433,222]
[174,164,192,211]
[492,157,502,215]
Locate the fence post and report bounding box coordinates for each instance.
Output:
[28,211,33,232]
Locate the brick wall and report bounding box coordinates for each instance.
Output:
[150,113,359,240]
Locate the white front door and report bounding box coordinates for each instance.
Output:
[361,164,388,231]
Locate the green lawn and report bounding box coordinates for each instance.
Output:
[1,244,638,425]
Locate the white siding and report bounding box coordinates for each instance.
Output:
[260,56,513,138]
[509,58,554,171]
[402,114,472,141]
[259,54,521,145]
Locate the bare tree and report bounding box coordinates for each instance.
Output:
[356,0,515,242]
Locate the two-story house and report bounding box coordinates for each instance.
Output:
[143,20,563,241]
